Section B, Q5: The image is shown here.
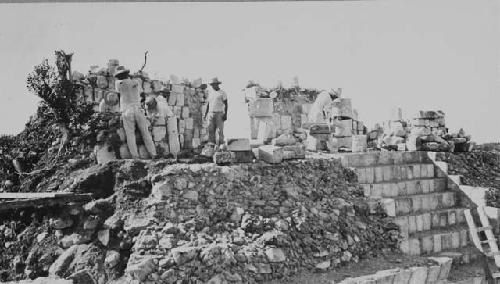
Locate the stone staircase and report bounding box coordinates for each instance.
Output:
[341,151,471,256]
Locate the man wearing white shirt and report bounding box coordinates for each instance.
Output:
[114,66,157,159]
[308,88,342,124]
[204,77,228,145]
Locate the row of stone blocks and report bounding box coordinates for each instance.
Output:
[394,191,456,215]
[355,163,436,184]
[400,227,469,255]
[394,208,466,237]
[341,151,432,168]
[361,178,447,198]
[338,256,452,284]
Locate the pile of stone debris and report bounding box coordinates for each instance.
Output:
[119,159,400,283]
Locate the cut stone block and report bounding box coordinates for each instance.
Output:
[352,135,367,152]
[409,239,421,255]
[176,92,185,106]
[393,269,412,284]
[184,118,193,130]
[433,234,442,253]
[233,151,254,163]
[332,98,352,118]
[168,134,181,155]
[409,266,428,284]
[257,117,276,141]
[425,265,441,284]
[258,145,283,164]
[227,138,251,151]
[381,198,396,217]
[173,106,182,117]
[335,119,353,137]
[283,150,295,160]
[272,113,281,130]
[332,136,352,149]
[213,152,232,165]
[421,235,434,254]
[178,119,185,134]
[408,215,417,233]
[249,98,273,117]
[394,216,409,237]
[280,115,292,130]
[168,92,178,105]
[181,107,190,119]
[306,134,330,151]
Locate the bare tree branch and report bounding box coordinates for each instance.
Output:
[140,51,149,73]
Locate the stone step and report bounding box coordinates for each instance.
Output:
[437,246,482,266]
[341,151,432,167]
[394,191,457,216]
[355,163,436,183]
[360,177,447,198]
[394,208,466,237]
[400,225,469,256]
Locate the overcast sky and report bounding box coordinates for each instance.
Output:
[0,0,498,142]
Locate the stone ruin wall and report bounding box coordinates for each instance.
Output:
[73,59,212,160]
[245,86,368,152]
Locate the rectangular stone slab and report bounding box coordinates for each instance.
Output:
[332,98,353,118]
[259,145,283,164]
[233,151,254,163]
[227,138,251,152]
[249,98,273,117]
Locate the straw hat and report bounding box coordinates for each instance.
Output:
[209,77,222,85]
[113,66,130,78]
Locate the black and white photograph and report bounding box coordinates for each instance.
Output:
[0,0,498,283]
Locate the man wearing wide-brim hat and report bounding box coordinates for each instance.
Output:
[114,65,157,159]
[308,88,342,124]
[204,77,228,145]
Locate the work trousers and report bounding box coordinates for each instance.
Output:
[122,105,157,159]
[207,112,225,145]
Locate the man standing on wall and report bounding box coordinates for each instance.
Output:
[204,77,228,145]
[114,66,157,159]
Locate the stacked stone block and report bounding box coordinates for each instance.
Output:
[331,98,367,152]
[407,110,451,152]
[247,92,313,141]
[381,107,410,151]
[343,151,471,256]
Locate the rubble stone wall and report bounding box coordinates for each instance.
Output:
[121,158,400,283]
